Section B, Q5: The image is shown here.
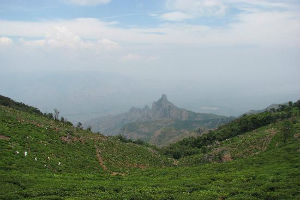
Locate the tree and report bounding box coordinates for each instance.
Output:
[46,113,54,119]
[87,126,92,132]
[53,109,60,120]
[76,122,83,129]
[281,120,293,143]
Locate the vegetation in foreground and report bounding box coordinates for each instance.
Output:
[0,95,299,199]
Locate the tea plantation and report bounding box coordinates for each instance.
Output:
[0,96,299,199]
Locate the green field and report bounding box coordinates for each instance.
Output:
[0,97,299,199]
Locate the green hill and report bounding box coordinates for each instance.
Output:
[0,95,299,199]
[161,102,299,159]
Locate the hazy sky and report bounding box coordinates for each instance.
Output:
[0,0,299,122]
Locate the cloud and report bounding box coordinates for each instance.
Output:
[122,53,141,61]
[13,25,119,52]
[161,0,298,21]
[121,53,158,62]
[0,0,298,118]
[18,26,87,49]
[0,37,13,45]
[20,39,45,47]
[0,8,298,52]
[97,38,119,50]
[64,0,111,6]
[164,0,227,19]
[160,11,193,21]
[229,0,292,10]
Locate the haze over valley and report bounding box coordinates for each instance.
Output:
[0,0,299,123]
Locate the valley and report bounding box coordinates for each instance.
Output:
[0,95,299,199]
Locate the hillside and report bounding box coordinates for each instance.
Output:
[0,99,173,176]
[86,94,233,146]
[0,95,43,115]
[120,118,230,147]
[0,95,299,199]
[161,101,300,159]
[245,103,288,115]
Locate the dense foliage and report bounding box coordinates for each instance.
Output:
[114,134,147,145]
[0,95,74,127]
[0,95,43,115]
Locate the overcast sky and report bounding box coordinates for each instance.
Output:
[0,0,299,122]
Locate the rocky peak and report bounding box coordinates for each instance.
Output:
[152,94,174,109]
[125,94,188,121]
[160,94,168,102]
[151,94,180,119]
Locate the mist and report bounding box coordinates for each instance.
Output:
[0,0,299,123]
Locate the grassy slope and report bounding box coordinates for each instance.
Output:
[1,123,299,200]
[0,102,299,199]
[0,105,172,180]
[178,119,299,166]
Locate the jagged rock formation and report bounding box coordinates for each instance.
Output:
[151,94,189,120]
[85,95,233,146]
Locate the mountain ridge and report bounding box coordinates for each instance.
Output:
[85,95,233,146]
[85,94,231,135]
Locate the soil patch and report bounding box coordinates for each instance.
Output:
[0,135,10,141]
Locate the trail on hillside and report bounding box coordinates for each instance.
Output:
[95,145,108,171]
[0,135,10,141]
[94,144,125,176]
[262,128,277,151]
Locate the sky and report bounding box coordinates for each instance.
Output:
[0,0,299,122]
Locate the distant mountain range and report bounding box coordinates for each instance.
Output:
[85,95,234,146]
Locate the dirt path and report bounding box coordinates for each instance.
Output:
[94,144,126,176]
[262,128,277,151]
[95,145,107,171]
[0,135,10,141]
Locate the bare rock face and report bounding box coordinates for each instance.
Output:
[151,94,189,120]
